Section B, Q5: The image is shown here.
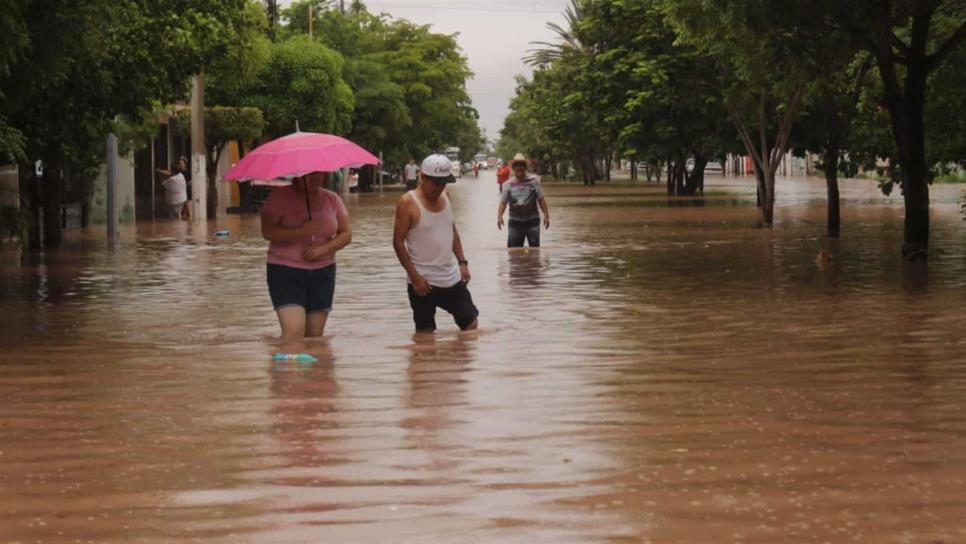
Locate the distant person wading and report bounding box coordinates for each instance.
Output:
[404,158,419,190]
[497,153,550,248]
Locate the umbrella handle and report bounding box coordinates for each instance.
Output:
[304,179,312,221]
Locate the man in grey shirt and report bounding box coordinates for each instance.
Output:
[497,154,550,247]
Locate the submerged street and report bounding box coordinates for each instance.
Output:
[2,172,966,543]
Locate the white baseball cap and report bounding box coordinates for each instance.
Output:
[420,154,455,184]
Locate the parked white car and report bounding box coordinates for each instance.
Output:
[686,159,723,173]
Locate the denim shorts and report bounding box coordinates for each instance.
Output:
[407,280,479,331]
[507,218,540,247]
[267,263,336,313]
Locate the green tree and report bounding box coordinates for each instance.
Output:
[0,0,29,161]
[526,0,614,184]
[378,21,479,160]
[829,0,966,260]
[243,35,354,137]
[280,0,333,37]
[793,51,876,237]
[663,0,823,225]
[924,33,966,173]
[1,0,254,247]
[206,1,273,107]
[283,6,482,182]
[343,56,411,166]
[579,0,735,194]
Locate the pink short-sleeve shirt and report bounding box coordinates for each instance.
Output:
[262,187,348,270]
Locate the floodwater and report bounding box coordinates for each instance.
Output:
[2,172,966,543]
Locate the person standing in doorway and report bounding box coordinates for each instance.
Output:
[347,169,360,194]
[404,158,419,190]
[157,157,188,220]
[261,172,352,339]
[393,154,478,333]
[179,156,193,220]
[497,153,550,247]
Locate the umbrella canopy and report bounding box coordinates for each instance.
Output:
[223,131,380,182]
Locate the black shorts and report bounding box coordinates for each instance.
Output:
[407,280,479,331]
[267,263,336,313]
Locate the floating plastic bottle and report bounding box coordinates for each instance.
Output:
[272,352,318,363]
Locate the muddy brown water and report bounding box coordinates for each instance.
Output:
[2,173,965,543]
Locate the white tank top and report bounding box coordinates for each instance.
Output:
[405,190,461,287]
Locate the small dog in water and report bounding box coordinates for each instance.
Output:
[816,249,833,268]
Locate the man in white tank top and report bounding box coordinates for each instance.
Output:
[392,154,479,332]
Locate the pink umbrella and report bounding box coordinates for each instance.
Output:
[223,131,380,182]
[223,131,379,219]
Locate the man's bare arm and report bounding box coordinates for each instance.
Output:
[392,195,421,281]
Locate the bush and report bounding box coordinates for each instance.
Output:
[0,206,31,248]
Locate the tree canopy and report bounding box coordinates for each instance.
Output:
[503,0,966,259]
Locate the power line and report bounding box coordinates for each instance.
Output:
[364,3,562,14]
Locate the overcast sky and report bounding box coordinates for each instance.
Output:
[278,0,569,143]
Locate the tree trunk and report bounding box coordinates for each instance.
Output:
[666,159,675,195]
[726,87,803,229]
[674,152,688,195]
[206,147,222,220]
[590,153,598,186]
[42,164,63,248]
[824,155,841,238]
[762,170,775,226]
[25,171,41,250]
[580,153,593,186]
[882,81,930,261]
[206,165,218,219]
[898,118,930,261]
[868,6,937,261]
[753,165,768,226]
[682,155,707,196]
[823,111,842,238]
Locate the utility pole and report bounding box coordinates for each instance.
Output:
[265,0,278,39]
[190,72,207,222]
[308,4,313,37]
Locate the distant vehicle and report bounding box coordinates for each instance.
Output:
[473,153,488,170]
[686,159,723,173]
[487,156,497,168]
[445,147,461,177]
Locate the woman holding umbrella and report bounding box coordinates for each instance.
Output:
[224,131,378,340]
[260,171,351,338]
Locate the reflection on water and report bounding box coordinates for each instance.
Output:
[505,248,547,290]
[1,174,966,542]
